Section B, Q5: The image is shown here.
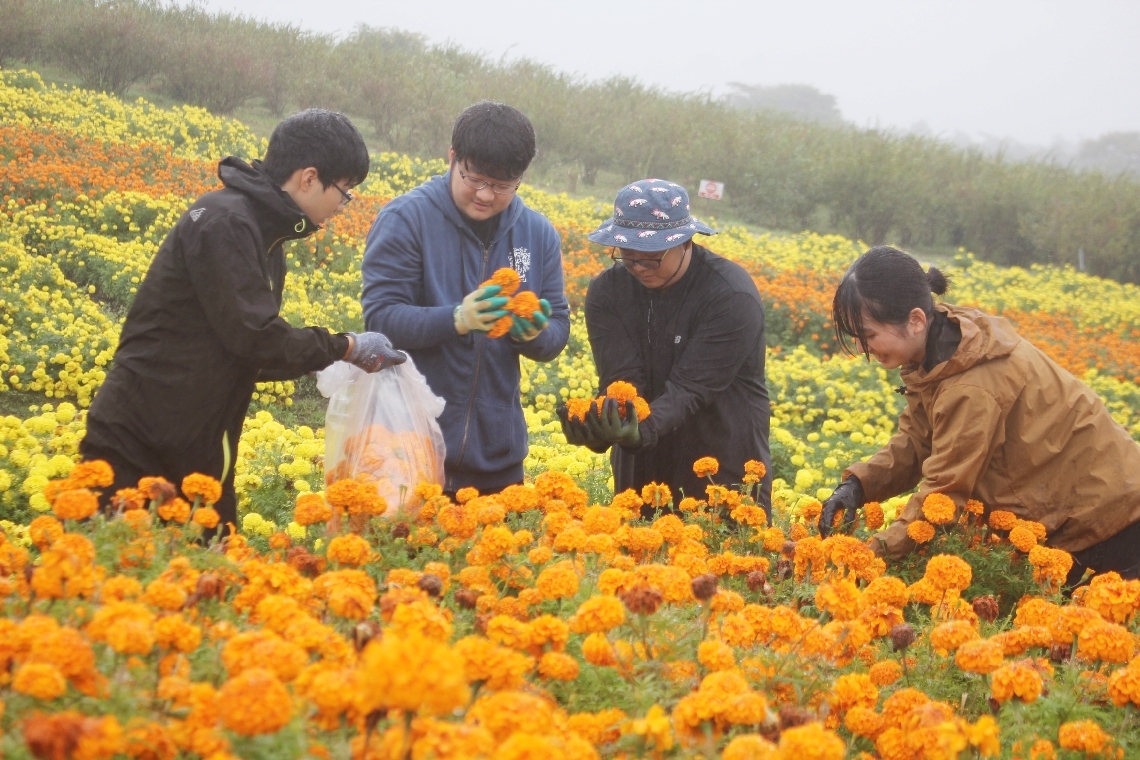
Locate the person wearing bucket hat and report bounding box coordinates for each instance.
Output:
[557,178,773,517]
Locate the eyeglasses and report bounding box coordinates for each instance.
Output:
[332,183,354,206]
[457,166,522,195]
[610,248,670,270]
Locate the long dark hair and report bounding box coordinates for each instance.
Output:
[832,246,950,357]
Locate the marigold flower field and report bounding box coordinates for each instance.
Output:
[2,69,1140,759]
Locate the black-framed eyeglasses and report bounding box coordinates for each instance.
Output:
[332,183,354,206]
[457,166,522,195]
[610,247,670,270]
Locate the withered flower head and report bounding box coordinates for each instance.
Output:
[775,557,794,582]
[746,570,767,592]
[392,523,411,540]
[778,705,817,730]
[417,573,444,597]
[691,573,719,601]
[782,541,798,558]
[620,585,664,616]
[972,595,1000,623]
[891,623,917,652]
[354,620,381,651]
[455,589,480,609]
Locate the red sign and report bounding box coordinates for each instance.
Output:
[698,180,724,200]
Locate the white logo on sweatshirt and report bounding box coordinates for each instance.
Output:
[509,247,531,283]
[188,208,206,221]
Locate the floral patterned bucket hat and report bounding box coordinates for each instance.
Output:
[588,178,717,252]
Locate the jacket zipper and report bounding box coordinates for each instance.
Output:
[265,235,289,291]
[452,244,492,484]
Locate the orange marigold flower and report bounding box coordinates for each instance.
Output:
[815,578,862,621]
[988,510,1018,531]
[929,620,979,655]
[294,493,332,525]
[869,660,903,686]
[641,482,672,509]
[217,668,292,735]
[326,534,372,567]
[536,560,579,600]
[921,493,956,525]
[1107,660,1140,707]
[906,520,935,544]
[52,489,99,521]
[1009,525,1038,553]
[326,478,386,516]
[480,267,520,297]
[455,487,479,504]
[181,474,222,506]
[955,638,1005,674]
[1058,720,1111,754]
[192,507,220,529]
[569,595,626,634]
[564,397,594,423]
[538,651,580,681]
[778,723,846,760]
[505,290,540,319]
[743,459,767,483]
[157,497,191,524]
[964,498,985,515]
[692,457,720,478]
[831,672,878,713]
[1077,620,1135,663]
[844,705,885,739]
[606,380,638,403]
[28,516,64,549]
[13,662,68,700]
[69,460,115,489]
[924,554,973,592]
[991,660,1044,703]
[697,639,736,671]
[864,501,885,530]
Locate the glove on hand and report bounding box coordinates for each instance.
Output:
[557,403,602,448]
[454,285,509,335]
[509,298,552,343]
[586,398,641,448]
[346,332,407,373]
[819,476,865,538]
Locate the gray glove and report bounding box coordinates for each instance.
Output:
[819,476,864,537]
[346,332,407,373]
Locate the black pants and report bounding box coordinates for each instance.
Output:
[1065,519,1140,588]
[78,439,237,532]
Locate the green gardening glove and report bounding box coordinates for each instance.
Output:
[586,398,641,448]
[509,298,552,343]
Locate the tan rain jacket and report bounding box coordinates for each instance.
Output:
[846,303,1140,557]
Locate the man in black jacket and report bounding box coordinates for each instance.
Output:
[558,179,772,516]
[81,109,405,528]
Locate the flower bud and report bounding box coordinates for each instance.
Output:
[691,573,718,601]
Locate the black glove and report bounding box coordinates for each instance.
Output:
[556,404,601,448]
[586,398,641,448]
[346,332,407,373]
[819,476,864,537]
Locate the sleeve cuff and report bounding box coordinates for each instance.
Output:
[330,333,351,361]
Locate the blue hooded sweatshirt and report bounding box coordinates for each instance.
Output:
[361,172,570,492]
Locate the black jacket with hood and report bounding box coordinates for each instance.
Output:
[585,244,773,510]
[82,158,349,523]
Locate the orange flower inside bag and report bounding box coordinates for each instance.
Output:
[317,357,447,516]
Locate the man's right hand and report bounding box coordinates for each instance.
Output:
[819,476,865,537]
[454,285,509,335]
[557,404,602,448]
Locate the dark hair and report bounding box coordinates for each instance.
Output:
[451,101,536,180]
[262,109,370,188]
[832,245,950,357]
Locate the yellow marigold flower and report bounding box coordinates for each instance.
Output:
[217,668,292,735]
[906,520,935,544]
[641,482,672,509]
[929,620,979,655]
[955,638,1005,674]
[293,492,332,525]
[697,639,735,671]
[52,488,99,521]
[924,554,973,592]
[864,501,885,530]
[13,661,68,700]
[778,722,846,760]
[991,660,1045,703]
[621,704,675,752]
[157,497,191,524]
[988,510,1018,531]
[181,473,222,506]
[538,651,579,681]
[815,578,862,621]
[869,659,903,686]
[1009,524,1038,552]
[69,460,114,489]
[921,493,956,525]
[692,457,719,478]
[1058,720,1111,754]
[1077,620,1135,663]
[326,533,372,567]
[569,595,626,634]
[536,560,579,600]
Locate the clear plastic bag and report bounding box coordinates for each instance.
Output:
[317,357,446,516]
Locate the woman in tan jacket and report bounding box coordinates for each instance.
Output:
[819,246,1140,587]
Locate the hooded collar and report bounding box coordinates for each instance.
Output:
[901,303,1021,390]
[217,157,319,243]
[422,170,526,246]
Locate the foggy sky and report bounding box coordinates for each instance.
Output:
[184,0,1139,145]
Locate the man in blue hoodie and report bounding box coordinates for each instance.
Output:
[361,102,570,494]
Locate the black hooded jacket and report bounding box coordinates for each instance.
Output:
[82,158,349,520]
[585,244,772,510]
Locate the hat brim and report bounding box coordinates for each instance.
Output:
[587,218,717,251]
